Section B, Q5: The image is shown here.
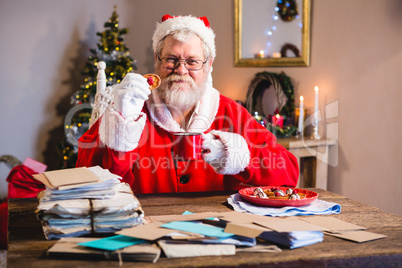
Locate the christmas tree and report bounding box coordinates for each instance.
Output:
[58,6,137,168]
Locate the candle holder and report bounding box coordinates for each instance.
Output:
[295,107,305,139]
[295,130,303,138]
[311,120,321,140]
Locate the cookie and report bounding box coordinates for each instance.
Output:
[143,74,161,90]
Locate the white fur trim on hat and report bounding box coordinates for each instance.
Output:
[152,15,216,58]
[99,106,147,152]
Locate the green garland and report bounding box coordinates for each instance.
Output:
[276,0,299,22]
[246,71,295,119]
[277,72,296,119]
[266,123,297,138]
[246,71,296,138]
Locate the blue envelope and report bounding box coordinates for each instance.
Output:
[160,221,234,238]
[78,235,146,251]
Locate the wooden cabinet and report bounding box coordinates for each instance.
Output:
[278,137,337,189]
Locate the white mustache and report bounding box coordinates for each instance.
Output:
[165,74,194,84]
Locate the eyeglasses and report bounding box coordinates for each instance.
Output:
[158,56,207,71]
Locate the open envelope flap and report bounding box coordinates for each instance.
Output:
[254,218,328,232]
[224,222,269,238]
[117,222,174,241]
[43,167,99,188]
[324,230,386,243]
[218,211,270,224]
[300,216,366,232]
[33,173,53,188]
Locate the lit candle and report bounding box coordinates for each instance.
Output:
[272,52,281,58]
[258,50,265,58]
[273,114,283,128]
[314,86,319,121]
[298,96,304,134]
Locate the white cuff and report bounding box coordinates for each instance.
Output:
[99,106,146,152]
[209,130,251,175]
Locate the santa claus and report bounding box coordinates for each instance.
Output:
[76,14,298,194]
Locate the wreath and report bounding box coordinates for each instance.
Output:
[276,0,299,22]
[245,72,297,137]
[280,43,300,57]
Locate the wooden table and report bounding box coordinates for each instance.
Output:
[7,189,402,267]
[278,137,337,189]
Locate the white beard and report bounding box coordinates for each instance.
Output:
[156,73,208,114]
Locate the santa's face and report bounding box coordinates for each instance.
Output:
[155,35,212,112]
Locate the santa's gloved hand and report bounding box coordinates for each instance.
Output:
[201,132,227,170]
[113,73,151,119]
[201,130,251,175]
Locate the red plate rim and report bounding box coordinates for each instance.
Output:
[238,186,318,207]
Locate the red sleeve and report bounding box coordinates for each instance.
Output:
[76,119,138,186]
[238,119,299,187]
[218,96,299,187]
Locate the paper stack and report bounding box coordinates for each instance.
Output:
[259,231,323,249]
[34,166,144,240]
[45,211,385,263]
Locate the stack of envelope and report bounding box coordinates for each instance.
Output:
[44,211,386,263]
[34,166,144,240]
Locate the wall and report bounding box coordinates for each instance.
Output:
[0,0,401,215]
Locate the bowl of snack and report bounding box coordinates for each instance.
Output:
[239,186,318,207]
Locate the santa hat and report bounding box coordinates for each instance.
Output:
[152,14,216,59]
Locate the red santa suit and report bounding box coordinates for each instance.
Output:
[76,85,299,194]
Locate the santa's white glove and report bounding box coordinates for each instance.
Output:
[201,130,251,175]
[113,73,151,119]
[201,132,227,170]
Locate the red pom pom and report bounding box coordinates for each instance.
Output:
[161,14,174,22]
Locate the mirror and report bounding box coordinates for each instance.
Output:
[235,0,311,67]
